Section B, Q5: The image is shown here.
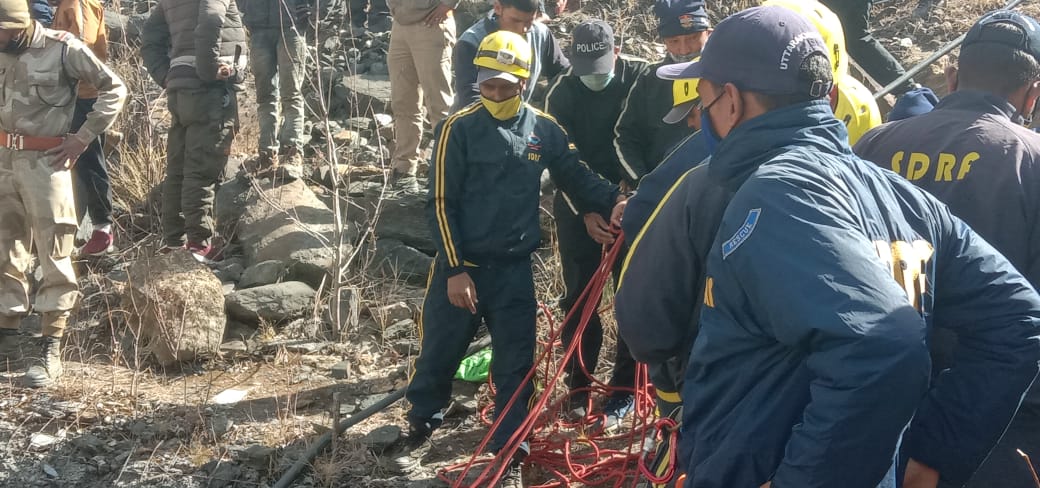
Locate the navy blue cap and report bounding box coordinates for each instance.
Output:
[657,6,830,96]
[963,10,1040,62]
[888,87,940,122]
[570,20,616,76]
[654,0,711,38]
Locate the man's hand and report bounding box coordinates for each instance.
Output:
[610,199,627,229]
[424,4,452,26]
[760,483,771,488]
[555,0,567,15]
[903,458,940,488]
[216,64,233,81]
[447,272,478,314]
[46,136,88,170]
[584,213,616,245]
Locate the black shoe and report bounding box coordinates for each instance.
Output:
[562,392,589,420]
[24,336,63,388]
[497,444,528,488]
[388,419,437,474]
[600,394,635,432]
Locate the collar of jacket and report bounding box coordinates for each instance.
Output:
[934,90,1021,124]
[708,100,850,192]
[484,11,500,32]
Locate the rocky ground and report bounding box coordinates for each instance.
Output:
[1,0,1037,487]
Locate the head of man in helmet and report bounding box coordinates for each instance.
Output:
[654,0,713,64]
[0,0,32,53]
[493,0,539,37]
[475,31,533,121]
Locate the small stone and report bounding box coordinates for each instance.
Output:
[373,113,393,127]
[898,37,913,48]
[42,464,58,478]
[343,117,374,131]
[357,394,388,411]
[360,425,401,451]
[330,360,350,379]
[366,302,412,325]
[240,445,277,471]
[215,262,244,282]
[392,339,419,356]
[30,433,58,451]
[220,340,248,353]
[369,62,388,75]
[238,260,287,289]
[382,319,416,341]
[209,415,234,439]
[72,433,106,456]
[211,389,248,405]
[282,341,325,354]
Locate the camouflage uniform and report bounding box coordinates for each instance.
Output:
[0,23,126,335]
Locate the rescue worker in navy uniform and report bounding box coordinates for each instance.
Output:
[451,0,569,111]
[388,30,622,488]
[854,11,1040,486]
[620,7,1040,487]
[543,19,646,426]
[612,0,708,187]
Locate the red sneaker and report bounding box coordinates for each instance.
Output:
[187,242,221,263]
[80,229,113,256]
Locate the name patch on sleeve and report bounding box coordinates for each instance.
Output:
[722,208,761,259]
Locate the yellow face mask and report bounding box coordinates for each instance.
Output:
[481,95,523,121]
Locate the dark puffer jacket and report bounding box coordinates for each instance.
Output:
[141,0,248,90]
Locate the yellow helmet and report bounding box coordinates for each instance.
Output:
[834,74,882,145]
[474,31,533,80]
[762,0,847,83]
[663,76,701,124]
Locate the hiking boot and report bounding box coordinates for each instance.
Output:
[600,395,635,432]
[80,228,114,256]
[390,171,421,195]
[0,327,24,372]
[387,422,435,475]
[24,336,63,388]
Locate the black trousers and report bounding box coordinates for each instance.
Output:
[554,193,637,400]
[407,258,536,452]
[70,98,112,226]
[821,0,914,92]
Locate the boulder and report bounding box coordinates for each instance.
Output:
[339,74,391,115]
[123,250,226,366]
[214,173,252,241]
[104,10,147,44]
[238,260,288,289]
[369,239,433,286]
[225,281,316,325]
[237,179,357,289]
[375,193,435,253]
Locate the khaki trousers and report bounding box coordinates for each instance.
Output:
[388,17,455,175]
[0,147,80,330]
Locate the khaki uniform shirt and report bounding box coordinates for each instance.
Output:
[0,23,126,143]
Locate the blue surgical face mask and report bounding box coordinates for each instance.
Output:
[699,91,726,154]
[580,71,615,92]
